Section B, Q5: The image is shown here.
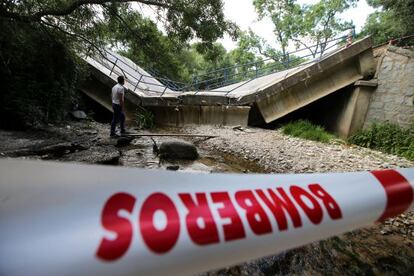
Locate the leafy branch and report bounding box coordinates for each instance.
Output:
[0,0,173,22]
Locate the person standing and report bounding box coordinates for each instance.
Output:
[110,76,126,137]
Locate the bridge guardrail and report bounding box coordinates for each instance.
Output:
[86,29,355,96]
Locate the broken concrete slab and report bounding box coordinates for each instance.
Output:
[81,36,375,131]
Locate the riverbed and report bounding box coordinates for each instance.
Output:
[1,120,413,275]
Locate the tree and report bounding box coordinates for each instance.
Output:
[0,0,236,128]
[0,18,87,129]
[361,10,402,45]
[99,5,190,82]
[362,0,414,45]
[180,43,235,89]
[298,0,356,57]
[0,0,236,48]
[253,0,356,60]
[253,0,302,58]
[231,30,301,69]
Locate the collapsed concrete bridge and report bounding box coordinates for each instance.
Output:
[80,36,376,138]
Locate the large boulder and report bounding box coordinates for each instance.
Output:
[158,140,198,160]
[70,110,87,120]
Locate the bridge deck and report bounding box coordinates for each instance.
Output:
[83,37,375,125]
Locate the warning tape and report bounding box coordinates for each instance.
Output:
[0,159,413,275]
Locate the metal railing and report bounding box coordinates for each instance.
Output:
[86,29,355,96]
[185,31,354,94]
[87,48,187,96]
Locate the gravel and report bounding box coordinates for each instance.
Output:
[183,125,414,275]
[183,125,414,173]
[185,125,414,240]
[1,122,413,274]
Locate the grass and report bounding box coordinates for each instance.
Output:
[282,120,334,143]
[348,122,414,161]
[135,106,155,129]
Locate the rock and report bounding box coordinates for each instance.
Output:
[40,154,49,159]
[71,142,90,151]
[84,130,98,135]
[98,138,118,146]
[158,140,199,160]
[61,146,120,164]
[166,165,180,171]
[70,110,87,120]
[116,137,134,147]
[3,142,87,157]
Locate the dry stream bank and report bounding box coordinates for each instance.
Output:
[0,121,413,275]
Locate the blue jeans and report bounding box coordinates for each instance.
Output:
[110,104,125,135]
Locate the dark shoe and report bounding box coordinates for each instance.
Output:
[110,133,120,138]
[120,130,131,135]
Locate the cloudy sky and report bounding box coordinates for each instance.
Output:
[219,0,376,50]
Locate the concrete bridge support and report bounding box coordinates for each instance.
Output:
[150,105,251,127]
[254,39,376,124]
[334,80,378,138]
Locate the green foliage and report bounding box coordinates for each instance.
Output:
[105,10,188,82]
[135,106,155,129]
[282,120,333,143]
[360,11,401,45]
[349,123,414,161]
[0,0,235,128]
[299,0,355,56]
[185,42,235,84]
[0,19,87,129]
[82,3,238,83]
[362,0,414,45]
[1,1,236,45]
[226,30,305,79]
[253,0,356,58]
[253,0,303,55]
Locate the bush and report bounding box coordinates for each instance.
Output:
[348,122,414,161]
[0,20,87,129]
[135,106,155,129]
[282,120,333,143]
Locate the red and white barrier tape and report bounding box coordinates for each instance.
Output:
[0,159,413,275]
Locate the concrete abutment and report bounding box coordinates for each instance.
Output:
[150,105,251,127]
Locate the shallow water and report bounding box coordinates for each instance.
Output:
[2,126,413,275]
[118,139,414,276]
[118,137,263,173]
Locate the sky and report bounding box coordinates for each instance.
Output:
[219,0,376,50]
